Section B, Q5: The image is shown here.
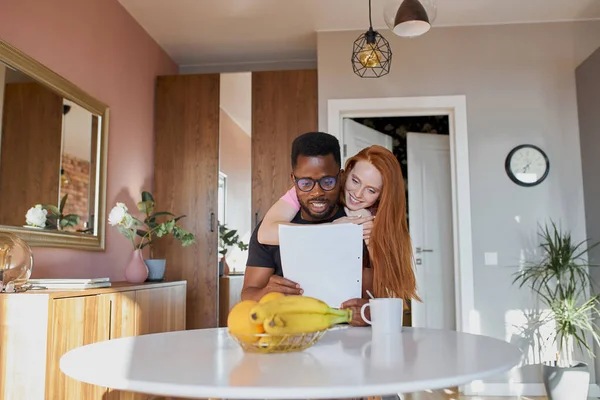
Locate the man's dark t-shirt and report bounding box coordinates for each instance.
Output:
[246,207,347,277]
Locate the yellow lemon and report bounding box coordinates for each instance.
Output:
[259,291,285,304]
[227,300,264,342]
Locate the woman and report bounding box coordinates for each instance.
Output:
[258,145,419,313]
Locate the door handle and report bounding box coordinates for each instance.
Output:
[210,212,215,232]
[416,247,433,253]
[254,212,259,228]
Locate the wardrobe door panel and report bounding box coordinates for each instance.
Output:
[251,70,318,229]
[154,74,220,329]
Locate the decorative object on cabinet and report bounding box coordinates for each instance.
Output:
[218,223,248,277]
[0,232,33,291]
[25,194,81,231]
[0,281,186,400]
[108,191,195,282]
[505,144,550,187]
[0,39,109,250]
[352,0,392,78]
[512,221,599,400]
[384,0,436,38]
[125,248,149,283]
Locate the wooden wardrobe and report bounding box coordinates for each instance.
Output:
[154,69,318,330]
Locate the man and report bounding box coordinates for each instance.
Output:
[241,131,370,325]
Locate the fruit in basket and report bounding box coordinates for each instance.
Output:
[263,311,352,335]
[259,291,285,304]
[227,300,265,342]
[249,295,349,323]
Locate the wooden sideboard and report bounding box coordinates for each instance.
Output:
[218,274,244,327]
[0,280,186,400]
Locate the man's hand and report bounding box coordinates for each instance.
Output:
[242,267,303,301]
[264,275,303,296]
[333,215,374,241]
[340,298,370,326]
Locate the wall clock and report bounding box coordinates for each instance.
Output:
[505,144,549,187]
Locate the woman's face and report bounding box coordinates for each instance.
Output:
[344,161,383,211]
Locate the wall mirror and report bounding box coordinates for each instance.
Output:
[218,72,251,275]
[0,40,108,250]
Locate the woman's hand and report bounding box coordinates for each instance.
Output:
[333,215,374,241]
[340,298,370,326]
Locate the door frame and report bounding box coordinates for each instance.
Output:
[327,95,475,335]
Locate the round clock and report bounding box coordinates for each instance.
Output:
[505,144,549,187]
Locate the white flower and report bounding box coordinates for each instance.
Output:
[25,205,47,228]
[108,203,129,226]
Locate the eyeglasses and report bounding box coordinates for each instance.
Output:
[293,174,339,192]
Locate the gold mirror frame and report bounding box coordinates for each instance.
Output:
[0,39,108,250]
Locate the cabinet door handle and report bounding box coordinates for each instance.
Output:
[254,212,259,228]
[210,212,215,232]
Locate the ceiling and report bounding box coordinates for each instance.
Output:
[119,0,600,68]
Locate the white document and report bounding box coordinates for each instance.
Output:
[279,223,363,308]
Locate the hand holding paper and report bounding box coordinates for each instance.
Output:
[278,223,363,308]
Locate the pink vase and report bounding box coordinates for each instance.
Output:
[125,249,148,283]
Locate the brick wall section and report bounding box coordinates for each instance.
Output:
[60,153,90,231]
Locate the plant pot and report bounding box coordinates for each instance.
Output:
[542,361,590,400]
[125,249,148,283]
[144,259,166,282]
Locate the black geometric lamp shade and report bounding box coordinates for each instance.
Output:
[351,0,393,78]
[351,28,392,78]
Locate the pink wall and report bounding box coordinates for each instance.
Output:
[0,0,178,279]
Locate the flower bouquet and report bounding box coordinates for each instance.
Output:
[108,191,195,282]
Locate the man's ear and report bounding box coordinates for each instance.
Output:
[290,172,295,187]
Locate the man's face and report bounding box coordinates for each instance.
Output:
[291,154,341,221]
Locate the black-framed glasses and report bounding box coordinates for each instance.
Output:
[293,174,339,192]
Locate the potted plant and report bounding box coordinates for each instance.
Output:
[218,223,248,276]
[25,194,80,231]
[513,220,600,400]
[108,191,195,283]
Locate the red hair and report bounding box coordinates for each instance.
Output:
[344,145,420,302]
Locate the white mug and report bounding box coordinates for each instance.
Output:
[360,298,404,334]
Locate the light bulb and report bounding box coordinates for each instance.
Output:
[359,43,383,68]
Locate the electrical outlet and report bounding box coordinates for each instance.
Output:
[484,252,498,266]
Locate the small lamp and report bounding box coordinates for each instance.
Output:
[351,0,393,78]
[392,0,431,37]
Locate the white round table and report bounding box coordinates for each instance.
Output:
[60,327,521,399]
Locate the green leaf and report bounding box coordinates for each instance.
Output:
[59,194,69,214]
[42,204,60,216]
[151,211,174,219]
[136,229,148,238]
[137,200,154,214]
[142,191,154,202]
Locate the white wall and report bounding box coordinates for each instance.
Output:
[576,44,600,385]
[63,99,92,161]
[318,20,600,387]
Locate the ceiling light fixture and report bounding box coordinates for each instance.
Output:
[351,0,392,78]
[385,0,435,38]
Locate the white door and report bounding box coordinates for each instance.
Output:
[407,132,455,330]
[342,118,393,164]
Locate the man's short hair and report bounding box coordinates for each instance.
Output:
[291,132,341,169]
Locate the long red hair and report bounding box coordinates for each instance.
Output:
[344,145,420,302]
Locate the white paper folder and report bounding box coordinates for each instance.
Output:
[278,223,363,308]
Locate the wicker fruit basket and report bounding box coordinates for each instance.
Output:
[229,330,327,354]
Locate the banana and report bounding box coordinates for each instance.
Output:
[263,311,352,335]
[249,295,347,323]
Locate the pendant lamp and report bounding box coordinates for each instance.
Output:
[351,0,392,78]
[384,0,436,38]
